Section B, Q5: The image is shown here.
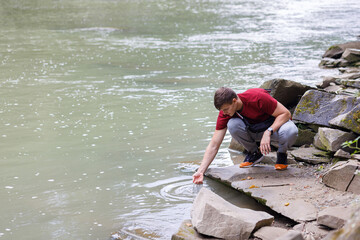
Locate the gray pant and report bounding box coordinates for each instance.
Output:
[227,118,298,154]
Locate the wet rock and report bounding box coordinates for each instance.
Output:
[275,230,304,240]
[293,90,360,127]
[259,79,312,108]
[322,160,360,193]
[253,226,288,240]
[171,220,217,240]
[316,76,337,89]
[322,41,360,59]
[313,127,357,152]
[290,147,331,164]
[191,188,274,240]
[334,149,351,159]
[319,58,349,68]
[329,104,360,134]
[341,48,360,63]
[317,206,354,229]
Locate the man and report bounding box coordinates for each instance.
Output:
[193,87,298,184]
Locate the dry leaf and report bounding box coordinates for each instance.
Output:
[285,203,290,206]
[249,185,259,189]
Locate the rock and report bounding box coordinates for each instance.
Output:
[322,160,360,193]
[293,90,360,127]
[324,85,343,93]
[275,230,304,240]
[290,147,331,164]
[347,170,360,194]
[191,188,274,239]
[317,207,354,229]
[322,207,360,240]
[254,226,288,240]
[259,79,312,108]
[339,67,360,74]
[293,222,329,240]
[322,41,360,59]
[341,48,360,63]
[313,127,357,152]
[317,76,337,89]
[319,58,349,68]
[341,79,360,89]
[334,149,351,159]
[294,128,316,147]
[329,104,360,134]
[171,220,218,240]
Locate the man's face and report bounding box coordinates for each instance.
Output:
[220,99,237,117]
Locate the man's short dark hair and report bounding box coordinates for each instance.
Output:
[214,87,237,110]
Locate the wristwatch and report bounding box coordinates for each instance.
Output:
[267,127,273,135]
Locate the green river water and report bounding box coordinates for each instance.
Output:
[0,0,359,239]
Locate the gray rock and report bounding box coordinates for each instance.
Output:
[319,58,350,68]
[254,226,288,240]
[191,188,274,240]
[275,230,304,240]
[317,76,337,89]
[322,41,360,59]
[334,149,351,159]
[171,220,218,240]
[293,90,360,127]
[294,128,316,147]
[293,222,329,240]
[347,171,360,194]
[259,79,312,108]
[317,207,354,229]
[322,207,360,240]
[342,48,360,63]
[322,160,360,192]
[324,85,343,93]
[329,104,360,134]
[313,127,357,152]
[290,147,331,164]
[341,79,360,89]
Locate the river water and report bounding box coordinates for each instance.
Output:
[0,0,359,239]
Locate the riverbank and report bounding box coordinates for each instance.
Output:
[172,41,360,240]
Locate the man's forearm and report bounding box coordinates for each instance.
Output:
[197,145,218,174]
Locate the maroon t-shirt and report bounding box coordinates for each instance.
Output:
[215,88,277,130]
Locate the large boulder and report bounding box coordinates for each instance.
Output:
[313,127,357,152]
[329,104,360,134]
[259,79,312,108]
[322,160,360,193]
[317,206,354,229]
[293,90,360,127]
[322,41,360,59]
[191,188,274,240]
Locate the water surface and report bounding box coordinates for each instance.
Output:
[0,0,359,239]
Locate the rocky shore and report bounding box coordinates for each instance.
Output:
[172,41,360,240]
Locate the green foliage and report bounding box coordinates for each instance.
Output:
[342,136,360,155]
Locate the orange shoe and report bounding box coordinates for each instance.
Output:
[240,161,254,168]
[239,151,263,168]
[275,164,288,170]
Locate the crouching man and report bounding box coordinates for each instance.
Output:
[193,87,298,184]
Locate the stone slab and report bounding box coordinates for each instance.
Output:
[205,165,358,224]
[290,147,331,164]
[254,226,288,240]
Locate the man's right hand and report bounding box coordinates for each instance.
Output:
[192,172,204,184]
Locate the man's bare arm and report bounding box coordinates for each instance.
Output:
[193,128,227,184]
